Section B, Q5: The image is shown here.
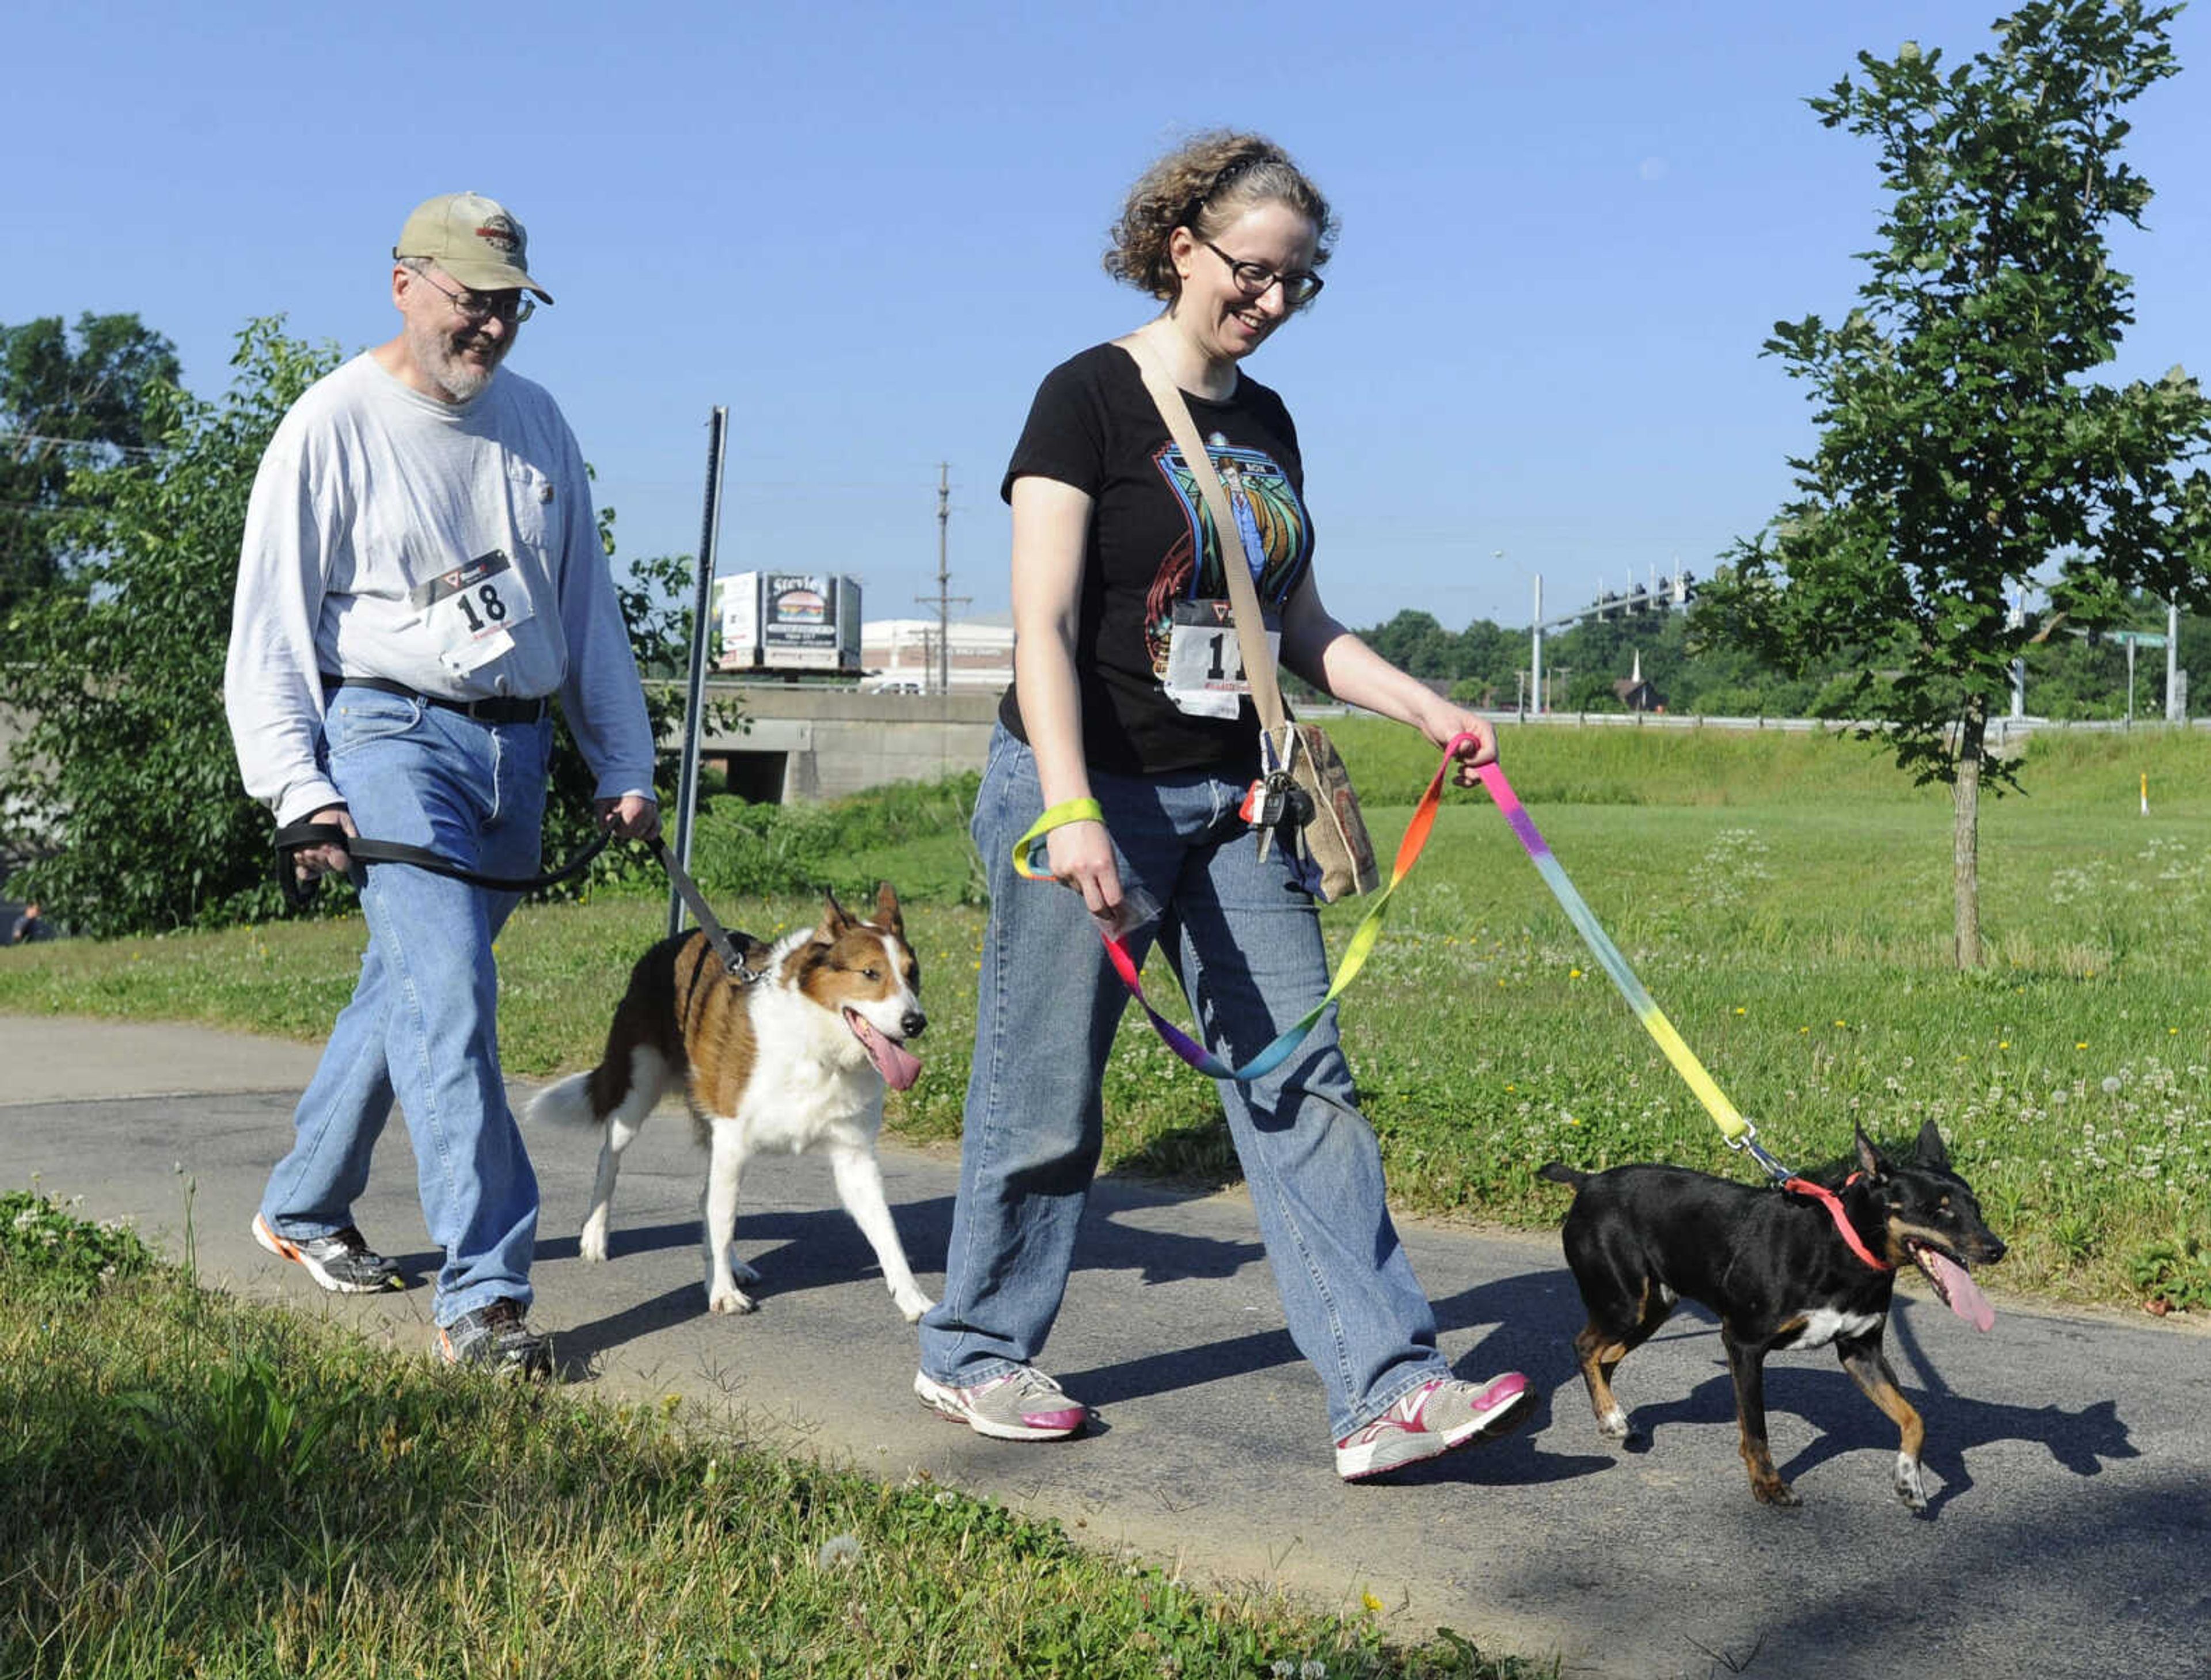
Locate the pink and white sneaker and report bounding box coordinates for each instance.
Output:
[1335,1373,1535,1481]
[914,1366,1088,1441]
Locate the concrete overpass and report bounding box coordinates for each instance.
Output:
[683,681,1001,803]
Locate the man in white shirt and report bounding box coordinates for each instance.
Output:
[225,192,659,1375]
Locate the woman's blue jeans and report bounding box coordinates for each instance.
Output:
[258,687,550,1326]
[918,725,1450,1442]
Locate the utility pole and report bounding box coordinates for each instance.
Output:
[1528,568,1544,719]
[916,463,969,697]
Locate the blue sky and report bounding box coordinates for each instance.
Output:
[13,1,2209,633]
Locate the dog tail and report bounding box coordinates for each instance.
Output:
[1538,1161,1589,1190]
[526,1071,604,1130]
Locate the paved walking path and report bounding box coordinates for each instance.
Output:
[4,1013,2204,1679]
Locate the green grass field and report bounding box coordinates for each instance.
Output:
[3,721,2206,1311]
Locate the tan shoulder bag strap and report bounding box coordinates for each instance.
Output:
[1118,335,1292,744]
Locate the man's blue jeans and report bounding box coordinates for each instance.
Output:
[259,687,551,1326]
[918,725,1450,1442]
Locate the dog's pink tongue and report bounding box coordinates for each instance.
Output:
[1923,1249,1996,1332]
[849,1014,922,1092]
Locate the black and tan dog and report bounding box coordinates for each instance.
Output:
[1540,1121,2004,1509]
[530,886,932,1322]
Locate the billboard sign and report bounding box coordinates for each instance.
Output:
[717,572,861,672]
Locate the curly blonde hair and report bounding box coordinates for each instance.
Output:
[1103,130,1336,306]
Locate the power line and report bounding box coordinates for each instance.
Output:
[0,430,168,460]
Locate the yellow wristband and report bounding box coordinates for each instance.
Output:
[1013,798,1106,880]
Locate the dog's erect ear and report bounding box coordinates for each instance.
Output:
[1853,1124,1890,1181]
[813,891,852,944]
[1913,1118,1952,1173]
[872,880,904,938]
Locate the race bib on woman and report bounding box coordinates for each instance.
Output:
[1163,599,1278,719]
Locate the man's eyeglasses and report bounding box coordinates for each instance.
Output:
[412,267,534,325]
[1203,241,1324,306]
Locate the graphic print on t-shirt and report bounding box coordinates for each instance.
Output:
[1142,435,1310,683]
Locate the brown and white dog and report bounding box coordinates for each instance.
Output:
[527,885,933,1321]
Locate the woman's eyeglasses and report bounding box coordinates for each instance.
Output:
[1204,241,1324,306]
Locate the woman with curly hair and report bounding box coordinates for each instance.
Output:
[914,131,1534,1480]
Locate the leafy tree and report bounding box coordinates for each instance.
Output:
[1697,1,2211,966]
[2179,609,2211,705]
[1,313,180,624]
[1453,617,1524,704]
[1357,610,1525,705]
[0,317,731,936]
[1359,609,1460,679]
[0,319,336,934]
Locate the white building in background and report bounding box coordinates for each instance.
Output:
[860,615,1015,694]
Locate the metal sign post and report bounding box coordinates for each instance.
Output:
[669,405,729,940]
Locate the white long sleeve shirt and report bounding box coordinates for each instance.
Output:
[224,353,656,826]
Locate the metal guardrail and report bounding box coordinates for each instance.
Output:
[1332,706,2206,740]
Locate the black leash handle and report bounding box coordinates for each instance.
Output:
[272,822,610,911]
[273,824,765,989]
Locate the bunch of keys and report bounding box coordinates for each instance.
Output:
[1238,773,1288,831]
[1239,771,1312,860]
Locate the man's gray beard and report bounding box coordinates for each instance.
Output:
[438,356,495,402]
[409,317,505,403]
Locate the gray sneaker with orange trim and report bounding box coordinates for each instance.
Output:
[252,1212,402,1294]
[436,1299,553,1378]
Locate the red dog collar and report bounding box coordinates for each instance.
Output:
[1783,1173,1894,1273]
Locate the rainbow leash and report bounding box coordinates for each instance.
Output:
[1013,743,1788,1179]
[1013,737,1468,1083]
[1472,762,1789,1180]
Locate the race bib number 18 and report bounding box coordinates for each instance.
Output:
[411,549,535,676]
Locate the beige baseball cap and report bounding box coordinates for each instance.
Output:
[393,192,552,303]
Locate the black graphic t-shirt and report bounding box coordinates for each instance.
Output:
[997,342,1315,778]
